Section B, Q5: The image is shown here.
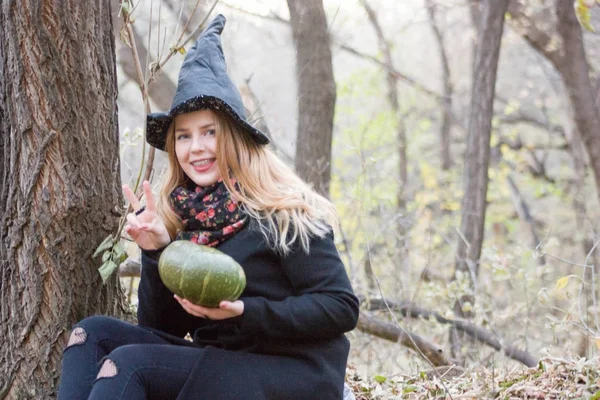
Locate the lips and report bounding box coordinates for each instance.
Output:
[191,158,215,173]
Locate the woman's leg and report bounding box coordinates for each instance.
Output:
[57,315,175,400]
[87,343,201,400]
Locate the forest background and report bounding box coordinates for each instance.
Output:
[2,0,600,398]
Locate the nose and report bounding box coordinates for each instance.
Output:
[190,133,206,152]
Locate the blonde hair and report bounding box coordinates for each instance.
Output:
[156,110,337,254]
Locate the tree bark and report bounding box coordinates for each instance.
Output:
[0,1,127,398]
[452,0,508,358]
[454,0,507,287]
[554,0,600,202]
[286,0,336,197]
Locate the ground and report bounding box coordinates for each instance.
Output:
[347,357,600,399]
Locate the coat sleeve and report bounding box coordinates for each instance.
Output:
[238,231,359,340]
[137,249,199,338]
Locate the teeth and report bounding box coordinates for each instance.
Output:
[192,159,212,166]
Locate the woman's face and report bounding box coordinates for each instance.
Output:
[174,110,222,187]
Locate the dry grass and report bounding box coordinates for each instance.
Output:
[346,357,600,399]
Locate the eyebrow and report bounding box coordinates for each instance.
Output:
[174,123,215,133]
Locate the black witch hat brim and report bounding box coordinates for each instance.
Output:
[146,95,269,151]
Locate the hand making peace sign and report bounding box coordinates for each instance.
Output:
[123,181,171,250]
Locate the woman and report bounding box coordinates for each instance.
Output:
[57,14,358,400]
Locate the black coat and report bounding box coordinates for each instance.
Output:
[137,222,359,400]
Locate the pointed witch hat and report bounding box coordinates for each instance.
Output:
[145,14,269,150]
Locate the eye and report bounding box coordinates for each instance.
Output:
[175,133,190,140]
[204,129,215,137]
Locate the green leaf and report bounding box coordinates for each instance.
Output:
[373,375,387,384]
[112,241,128,265]
[590,390,600,400]
[98,260,118,283]
[403,385,417,393]
[102,250,111,263]
[93,235,114,258]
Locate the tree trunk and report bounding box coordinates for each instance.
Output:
[452,0,508,359]
[286,0,336,197]
[0,1,127,398]
[555,0,600,202]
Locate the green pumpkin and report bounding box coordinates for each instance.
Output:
[158,241,246,307]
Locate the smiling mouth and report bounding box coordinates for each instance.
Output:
[191,159,215,166]
[191,158,216,172]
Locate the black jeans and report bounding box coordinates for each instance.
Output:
[57,315,200,400]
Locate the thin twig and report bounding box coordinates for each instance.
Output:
[220,1,288,23]
[541,252,592,269]
[579,240,600,333]
[366,241,455,399]
[173,0,203,51]
[151,0,220,77]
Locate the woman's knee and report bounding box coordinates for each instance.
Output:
[65,316,123,349]
[91,345,190,399]
[95,345,146,381]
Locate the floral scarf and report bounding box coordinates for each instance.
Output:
[170,179,248,247]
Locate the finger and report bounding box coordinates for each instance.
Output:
[126,212,141,228]
[174,295,184,304]
[181,298,204,312]
[219,301,242,316]
[139,220,157,232]
[124,224,140,240]
[143,181,156,212]
[184,304,206,318]
[183,299,211,316]
[123,184,142,211]
[219,301,232,310]
[175,296,206,318]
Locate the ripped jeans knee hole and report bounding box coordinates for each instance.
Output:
[66,327,87,348]
[96,358,118,380]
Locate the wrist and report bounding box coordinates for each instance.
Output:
[141,246,167,260]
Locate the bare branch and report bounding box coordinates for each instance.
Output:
[506,174,547,265]
[357,311,453,367]
[150,0,220,77]
[363,297,538,367]
[220,1,288,23]
[507,0,563,70]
